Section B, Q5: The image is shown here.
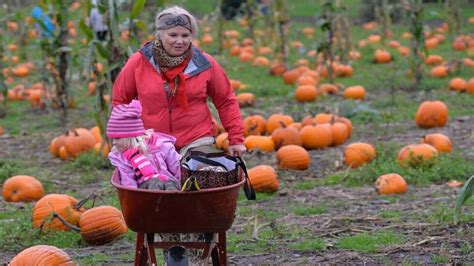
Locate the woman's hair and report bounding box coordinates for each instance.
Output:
[155,6,199,38]
[115,129,154,154]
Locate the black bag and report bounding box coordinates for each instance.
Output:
[181,150,256,200]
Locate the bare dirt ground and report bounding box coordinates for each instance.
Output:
[0,109,473,265]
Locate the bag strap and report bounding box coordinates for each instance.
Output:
[235,156,256,200]
[187,155,229,171]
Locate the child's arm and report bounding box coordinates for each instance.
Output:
[161,142,182,179]
[123,148,157,179]
[108,151,138,188]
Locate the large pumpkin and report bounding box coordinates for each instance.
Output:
[33,194,84,231]
[9,245,75,266]
[415,100,448,128]
[300,124,333,149]
[79,206,128,245]
[276,145,310,170]
[64,128,96,158]
[271,125,302,150]
[2,175,44,202]
[375,173,408,195]
[397,144,438,167]
[295,85,318,102]
[344,142,377,168]
[420,133,452,153]
[248,165,279,193]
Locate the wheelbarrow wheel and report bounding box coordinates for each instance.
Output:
[166,246,189,266]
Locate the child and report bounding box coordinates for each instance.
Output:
[107,100,181,190]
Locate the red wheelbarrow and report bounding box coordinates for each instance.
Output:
[111,169,247,265]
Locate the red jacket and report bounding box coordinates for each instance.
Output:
[112,43,244,149]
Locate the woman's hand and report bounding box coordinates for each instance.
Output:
[227,144,246,157]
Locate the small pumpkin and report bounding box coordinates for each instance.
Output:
[397,143,438,167]
[266,114,294,134]
[237,92,256,107]
[374,49,392,63]
[420,133,452,153]
[449,77,467,92]
[467,78,474,94]
[243,115,266,136]
[375,173,408,195]
[318,83,339,95]
[295,85,318,102]
[33,194,85,231]
[244,135,275,152]
[430,65,448,78]
[343,85,366,100]
[89,126,103,143]
[64,128,96,158]
[79,206,128,245]
[215,132,229,151]
[2,175,44,202]
[344,142,377,168]
[276,145,310,170]
[248,165,279,193]
[9,245,75,266]
[415,100,448,128]
[94,142,110,158]
[330,122,349,146]
[425,55,443,65]
[282,69,301,84]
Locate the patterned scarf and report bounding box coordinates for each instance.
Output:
[152,39,193,109]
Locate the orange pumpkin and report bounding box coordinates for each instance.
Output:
[467,78,474,94]
[64,128,96,158]
[374,49,392,63]
[420,133,452,153]
[344,142,376,168]
[244,136,275,152]
[9,245,75,265]
[300,124,333,149]
[314,113,335,124]
[295,85,318,102]
[59,146,70,161]
[94,142,110,158]
[449,77,467,92]
[330,122,349,146]
[2,175,44,202]
[239,52,254,62]
[282,69,301,84]
[215,132,229,151]
[430,65,448,78]
[343,85,366,100]
[335,116,353,138]
[49,135,66,157]
[397,144,438,167]
[425,55,443,65]
[415,100,448,128]
[318,83,339,95]
[252,56,271,67]
[248,165,279,192]
[89,126,103,143]
[79,206,127,245]
[266,114,294,134]
[276,145,310,170]
[33,194,84,231]
[237,92,255,107]
[271,125,302,150]
[243,115,266,136]
[375,173,408,195]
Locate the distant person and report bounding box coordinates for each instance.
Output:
[90,0,108,41]
[31,6,54,38]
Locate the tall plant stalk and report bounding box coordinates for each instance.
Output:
[272,0,289,67]
[333,0,352,64]
[404,0,425,89]
[445,0,460,39]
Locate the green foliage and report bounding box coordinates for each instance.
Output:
[0,160,23,184]
[65,150,112,171]
[337,230,404,253]
[455,176,473,223]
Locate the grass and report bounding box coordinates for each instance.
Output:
[342,143,474,186]
[337,230,405,253]
[289,238,326,252]
[293,205,327,216]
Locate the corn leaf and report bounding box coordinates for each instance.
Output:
[454,176,473,223]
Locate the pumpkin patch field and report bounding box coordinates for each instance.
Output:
[1,1,474,264]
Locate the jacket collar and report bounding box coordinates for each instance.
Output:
[140,41,211,77]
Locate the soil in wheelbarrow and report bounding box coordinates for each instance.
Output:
[0,116,473,265]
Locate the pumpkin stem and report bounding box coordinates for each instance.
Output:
[278,121,287,128]
[76,193,105,210]
[52,211,80,232]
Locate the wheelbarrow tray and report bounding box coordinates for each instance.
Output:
[111,170,243,234]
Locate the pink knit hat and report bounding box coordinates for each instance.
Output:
[107,100,145,138]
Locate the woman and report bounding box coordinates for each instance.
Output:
[112,6,245,158]
[111,5,245,264]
